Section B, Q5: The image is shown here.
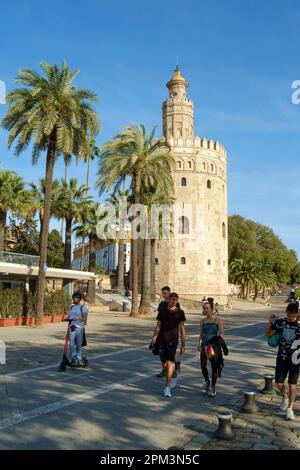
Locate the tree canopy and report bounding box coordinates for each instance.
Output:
[229,215,298,284]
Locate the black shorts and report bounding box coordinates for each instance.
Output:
[159,343,178,363]
[275,356,300,385]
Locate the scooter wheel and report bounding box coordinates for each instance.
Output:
[82,358,88,368]
[58,363,66,372]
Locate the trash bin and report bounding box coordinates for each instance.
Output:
[122,299,129,312]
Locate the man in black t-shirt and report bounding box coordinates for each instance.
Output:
[266,302,300,420]
[151,292,186,398]
[156,286,181,377]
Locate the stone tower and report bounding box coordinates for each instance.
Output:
[155,66,228,306]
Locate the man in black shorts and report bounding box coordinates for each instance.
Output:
[266,302,300,420]
[156,286,181,377]
[151,292,186,398]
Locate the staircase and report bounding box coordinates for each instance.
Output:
[95,290,158,313]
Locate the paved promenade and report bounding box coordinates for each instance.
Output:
[0,298,298,450]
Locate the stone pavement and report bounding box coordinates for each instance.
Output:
[184,381,300,450]
[0,299,299,450]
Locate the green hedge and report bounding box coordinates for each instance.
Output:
[0,288,71,318]
[0,288,23,318]
[27,290,71,316]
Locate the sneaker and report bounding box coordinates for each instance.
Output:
[280,397,289,411]
[208,387,216,397]
[164,386,172,398]
[286,408,295,420]
[175,361,181,372]
[201,382,210,394]
[170,375,178,389]
[156,370,165,378]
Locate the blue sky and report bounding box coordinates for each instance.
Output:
[0,0,300,255]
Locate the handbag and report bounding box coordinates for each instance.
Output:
[267,331,280,347]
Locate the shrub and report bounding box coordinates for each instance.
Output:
[0,288,23,318]
[26,290,70,316]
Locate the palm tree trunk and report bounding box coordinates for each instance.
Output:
[130,171,141,316]
[60,162,68,239]
[86,156,90,189]
[36,130,56,326]
[254,284,259,301]
[80,157,90,271]
[117,239,125,293]
[86,232,96,303]
[64,217,72,270]
[150,238,156,302]
[0,210,7,255]
[139,214,151,314]
[80,241,85,270]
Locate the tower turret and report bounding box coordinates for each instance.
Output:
[163,66,194,142]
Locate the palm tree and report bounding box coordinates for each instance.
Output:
[73,202,104,302]
[85,141,100,189]
[53,178,92,273]
[106,189,131,293]
[96,124,174,316]
[229,259,277,300]
[60,153,72,238]
[76,206,92,271]
[29,178,60,245]
[254,263,277,300]
[78,142,100,271]
[2,61,99,325]
[0,170,33,252]
[138,175,174,315]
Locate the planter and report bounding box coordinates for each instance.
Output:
[51,314,64,323]
[22,316,36,326]
[0,317,17,327]
[43,315,53,324]
[15,317,22,326]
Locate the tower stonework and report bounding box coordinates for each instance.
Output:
[155,67,228,306]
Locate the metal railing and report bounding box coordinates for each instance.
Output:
[0,251,40,267]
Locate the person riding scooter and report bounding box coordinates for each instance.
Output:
[67,292,88,366]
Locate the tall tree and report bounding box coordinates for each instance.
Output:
[96,124,174,316]
[106,189,131,293]
[2,61,99,325]
[60,154,72,238]
[29,178,60,246]
[138,175,174,315]
[73,202,104,303]
[0,170,33,252]
[53,178,92,272]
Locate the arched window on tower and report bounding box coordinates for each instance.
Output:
[210,163,214,172]
[155,258,159,265]
[177,161,182,169]
[222,222,226,238]
[188,161,192,169]
[203,162,206,171]
[178,216,189,234]
[181,257,186,265]
[181,177,187,187]
[207,180,211,189]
